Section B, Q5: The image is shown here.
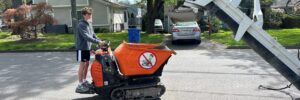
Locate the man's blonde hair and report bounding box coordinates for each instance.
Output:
[81,7,92,15]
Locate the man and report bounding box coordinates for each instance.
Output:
[75,7,103,93]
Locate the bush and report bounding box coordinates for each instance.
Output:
[211,16,222,33]
[95,28,110,33]
[2,3,56,40]
[263,10,284,29]
[198,16,221,33]
[198,16,209,31]
[281,15,300,28]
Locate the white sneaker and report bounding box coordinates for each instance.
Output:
[82,81,94,88]
[75,84,89,93]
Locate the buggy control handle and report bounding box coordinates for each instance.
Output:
[98,40,110,52]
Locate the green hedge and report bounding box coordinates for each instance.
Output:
[281,15,300,28]
[263,10,284,29]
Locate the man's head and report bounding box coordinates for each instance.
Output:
[81,7,92,22]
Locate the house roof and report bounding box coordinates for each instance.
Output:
[95,0,128,8]
[271,0,300,8]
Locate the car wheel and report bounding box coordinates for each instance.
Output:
[171,40,177,44]
[195,40,201,44]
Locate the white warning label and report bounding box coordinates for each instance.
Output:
[139,52,157,69]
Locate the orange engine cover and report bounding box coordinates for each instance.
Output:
[91,58,103,87]
[91,48,112,87]
[114,42,176,76]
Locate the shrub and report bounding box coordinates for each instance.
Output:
[263,10,284,29]
[211,16,222,33]
[2,2,56,40]
[281,15,300,28]
[198,16,221,33]
[94,28,100,33]
[94,28,110,33]
[198,16,208,31]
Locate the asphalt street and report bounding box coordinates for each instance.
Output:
[0,39,300,100]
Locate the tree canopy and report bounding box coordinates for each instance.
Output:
[2,2,56,40]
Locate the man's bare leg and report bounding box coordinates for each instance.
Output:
[78,62,86,83]
[82,61,89,81]
[76,61,90,93]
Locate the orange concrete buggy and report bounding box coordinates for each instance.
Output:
[89,42,176,100]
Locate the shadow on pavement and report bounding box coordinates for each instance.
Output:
[73,95,161,100]
[73,95,110,100]
[200,49,300,98]
[0,52,78,100]
[201,50,298,85]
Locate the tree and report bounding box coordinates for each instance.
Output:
[135,0,146,9]
[134,0,184,33]
[2,2,56,40]
[0,0,12,11]
[165,0,177,5]
[285,0,300,15]
[145,0,164,34]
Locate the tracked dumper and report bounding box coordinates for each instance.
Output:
[88,42,176,100]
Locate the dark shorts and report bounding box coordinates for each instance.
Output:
[76,50,90,62]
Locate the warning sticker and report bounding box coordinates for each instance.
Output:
[139,52,157,69]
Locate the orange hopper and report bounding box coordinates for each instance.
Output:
[114,42,176,76]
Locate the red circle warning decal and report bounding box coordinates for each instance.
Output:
[139,52,157,69]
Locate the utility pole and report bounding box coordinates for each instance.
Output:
[71,0,77,34]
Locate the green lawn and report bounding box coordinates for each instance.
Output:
[203,28,300,46]
[0,32,164,51]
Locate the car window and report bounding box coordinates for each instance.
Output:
[175,22,197,26]
[155,19,162,25]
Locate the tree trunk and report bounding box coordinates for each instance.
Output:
[207,15,212,38]
[12,0,25,39]
[146,0,164,34]
[146,0,153,34]
[34,25,37,39]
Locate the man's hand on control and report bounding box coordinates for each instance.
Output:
[98,41,106,47]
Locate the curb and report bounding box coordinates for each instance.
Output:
[0,48,117,53]
[0,49,75,53]
[227,46,300,49]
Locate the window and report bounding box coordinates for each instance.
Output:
[124,11,127,22]
[77,11,83,20]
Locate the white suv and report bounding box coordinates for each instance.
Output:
[171,21,201,44]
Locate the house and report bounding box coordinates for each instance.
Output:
[32,0,129,32]
[271,0,300,13]
[127,6,143,28]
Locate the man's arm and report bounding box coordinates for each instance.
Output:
[92,32,99,40]
[78,24,100,43]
